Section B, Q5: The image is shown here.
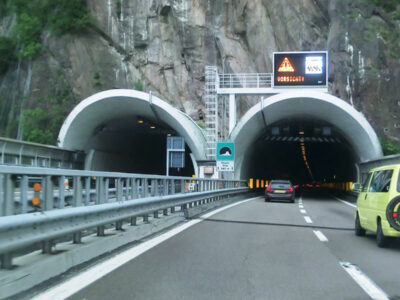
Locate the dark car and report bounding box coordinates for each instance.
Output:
[265,180,295,203]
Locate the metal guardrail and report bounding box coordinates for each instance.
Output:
[0,137,84,169]
[0,165,249,269]
[218,73,273,89]
[0,165,246,216]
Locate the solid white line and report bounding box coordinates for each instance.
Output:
[304,216,313,224]
[340,262,389,300]
[313,230,328,242]
[332,196,357,208]
[31,196,261,300]
[300,209,306,214]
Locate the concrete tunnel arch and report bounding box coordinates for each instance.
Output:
[58,89,207,175]
[231,91,383,180]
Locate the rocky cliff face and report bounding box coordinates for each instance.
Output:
[0,0,399,147]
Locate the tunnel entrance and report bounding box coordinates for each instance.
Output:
[242,118,357,184]
[58,90,206,176]
[85,115,194,176]
[231,91,382,182]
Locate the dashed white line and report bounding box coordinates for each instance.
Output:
[304,216,313,223]
[300,209,307,214]
[299,204,304,208]
[31,196,261,300]
[313,230,328,242]
[340,262,389,300]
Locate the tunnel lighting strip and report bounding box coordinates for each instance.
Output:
[300,138,314,181]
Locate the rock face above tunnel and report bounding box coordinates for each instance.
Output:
[0,0,399,147]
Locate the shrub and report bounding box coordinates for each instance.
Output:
[379,137,400,156]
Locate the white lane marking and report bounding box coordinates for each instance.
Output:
[31,196,261,300]
[299,204,304,208]
[304,216,313,223]
[313,230,328,242]
[332,195,356,208]
[300,209,306,214]
[340,262,389,300]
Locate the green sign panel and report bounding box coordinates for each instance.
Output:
[216,142,235,161]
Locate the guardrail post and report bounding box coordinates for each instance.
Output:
[42,240,53,254]
[84,177,91,205]
[20,175,28,213]
[97,226,105,236]
[143,215,149,223]
[131,178,138,199]
[163,208,168,216]
[171,179,176,194]
[130,216,137,226]
[116,221,123,230]
[58,176,65,208]
[73,232,82,244]
[171,206,175,213]
[1,253,13,269]
[116,178,122,201]
[43,176,53,211]
[144,179,149,197]
[163,179,168,195]
[97,177,105,204]
[154,210,159,218]
[73,176,83,207]
[181,180,185,193]
[2,174,15,216]
[105,178,110,202]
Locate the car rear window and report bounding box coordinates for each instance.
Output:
[271,183,291,189]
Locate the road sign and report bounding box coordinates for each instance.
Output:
[166,136,185,175]
[216,142,235,161]
[216,142,235,172]
[273,51,328,88]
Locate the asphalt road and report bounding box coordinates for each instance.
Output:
[64,190,400,300]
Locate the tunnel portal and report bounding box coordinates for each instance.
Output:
[232,91,382,182]
[58,90,206,176]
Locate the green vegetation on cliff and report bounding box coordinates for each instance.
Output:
[3,0,89,59]
[0,36,16,74]
[21,94,71,145]
[379,137,400,155]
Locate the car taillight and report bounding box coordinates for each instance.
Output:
[393,212,398,218]
[266,185,272,192]
[287,187,293,193]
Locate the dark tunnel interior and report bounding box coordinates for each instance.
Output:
[86,116,195,176]
[242,118,358,184]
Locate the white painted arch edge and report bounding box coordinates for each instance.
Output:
[58,89,207,160]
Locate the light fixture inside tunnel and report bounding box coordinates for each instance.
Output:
[137,120,144,124]
[150,125,156,129]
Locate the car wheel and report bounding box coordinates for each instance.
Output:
[376,220,389,248]
[265,198,270,202]
[355,213,366,236]
[291,199,295,203]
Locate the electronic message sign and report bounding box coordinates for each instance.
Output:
[273,51,327,88]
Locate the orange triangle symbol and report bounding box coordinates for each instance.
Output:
[278,57,295,72]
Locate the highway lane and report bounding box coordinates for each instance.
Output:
[50,191,400,300]
[302,190,400,298]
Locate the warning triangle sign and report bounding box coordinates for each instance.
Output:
[277,57,295,72]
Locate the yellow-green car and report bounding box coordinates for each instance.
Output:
[354,164,400,247]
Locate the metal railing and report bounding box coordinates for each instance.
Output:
[0,166,246,216]
[0,137,84,169]
[218,73,273,89]
[0,165,249,269]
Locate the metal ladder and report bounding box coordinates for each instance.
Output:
[204,66,218,160]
